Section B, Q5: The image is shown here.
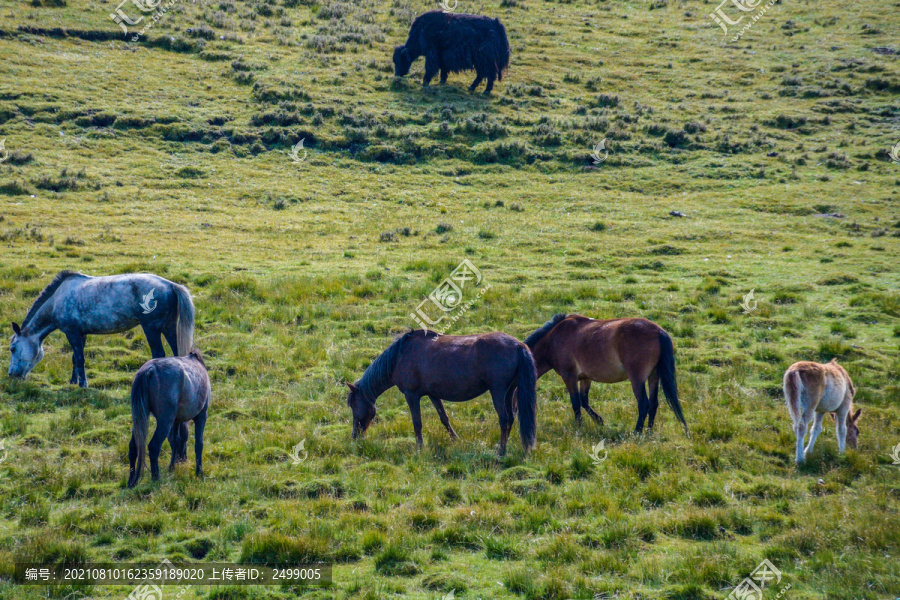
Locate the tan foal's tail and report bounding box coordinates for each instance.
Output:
[783,368,802,420]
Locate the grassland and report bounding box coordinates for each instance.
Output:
[0,0,899,598]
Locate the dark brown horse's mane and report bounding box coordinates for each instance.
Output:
[23,270,83,328]
[523,313,568,349]
[357,330,437,400]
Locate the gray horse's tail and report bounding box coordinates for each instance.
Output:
[128,370,150,488]
[516,345,537,452]
[173,283,194,356]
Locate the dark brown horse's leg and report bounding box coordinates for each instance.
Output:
[194,407,207,478]
[647,371,660,430]
[562,373,583,423]
[491,389,513,456]
[631,378,650,434]
[579,380,604,425]
[405,393,425,449]
[429,397,458,439]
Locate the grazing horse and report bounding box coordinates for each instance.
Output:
[524,314,688,435]
[8,271,194,387]
[128,349,210,488]
[346,330,536,455]
[784,359,860,464]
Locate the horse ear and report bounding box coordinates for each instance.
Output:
[11,322,21,336]
[852,408,862,423]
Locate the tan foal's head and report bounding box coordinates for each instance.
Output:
[833,408,862,449]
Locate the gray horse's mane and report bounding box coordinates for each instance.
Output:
[23,270,83,328]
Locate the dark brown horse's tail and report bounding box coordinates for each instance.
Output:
[128,370,150,488]
[658,330,689,437]
[516,346,537,452]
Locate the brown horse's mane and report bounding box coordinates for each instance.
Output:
[523,313,568,349]
[358,330,438,400]
[23,270,83,328]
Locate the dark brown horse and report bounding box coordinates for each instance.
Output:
[524,314,688,435]
[346,330,536,455]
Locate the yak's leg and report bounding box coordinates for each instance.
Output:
[64,331,87,387]
[405,392,425,449]
[194,407,207,478]
[429,396,458,439]
[440,67,449,84]
[422,50,440,87]
[579,379,603,425]
[141,323,167,359]
[804,412,825,459]
[646,371,660,430]
[148,411,177,482]
[631,377,650,434]
[483,76,496,95]
[469,74,484,92]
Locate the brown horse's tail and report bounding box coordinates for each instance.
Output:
[173,283,194,356]
[658,330,688,437]
[128,369,150,488]
[516,346,537,452]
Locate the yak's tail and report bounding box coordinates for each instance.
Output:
[128,370,151,488]
[173,283,194,356]
[516,346,537,452]
[658,330,688,437]
[494,18,511,80]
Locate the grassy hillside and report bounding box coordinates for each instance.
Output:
[1,0,899,598]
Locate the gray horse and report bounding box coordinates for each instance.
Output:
[128,349,210,488]
[8,271,194,387]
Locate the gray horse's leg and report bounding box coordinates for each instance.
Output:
[194,408,207,478]
[64,331,87,387]
[148,411,177,481]
[405,392,425,449]
[162,324,179,357]
[141,323,167,358]
[490,386,514,456]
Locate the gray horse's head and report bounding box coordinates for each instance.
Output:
[8,323,44,380]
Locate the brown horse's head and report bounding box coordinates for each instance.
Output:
[346,382,377,439]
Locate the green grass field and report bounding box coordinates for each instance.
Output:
[1,0,899,598]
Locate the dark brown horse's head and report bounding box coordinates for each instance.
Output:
[393,46,412,77]
[346,382,377,438]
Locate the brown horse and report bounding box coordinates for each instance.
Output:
[524,314,688,435]
[346,329,537,455]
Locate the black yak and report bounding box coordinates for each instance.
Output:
[393,11,510,94]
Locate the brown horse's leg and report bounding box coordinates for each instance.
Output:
[630,378,650,434]
[561,372,583,423]
[579,380,604,425]
[429,397,458,439]
[491,388,513,456]
[647,371,660,430]
[405,393,425,449]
